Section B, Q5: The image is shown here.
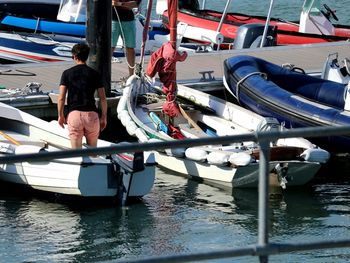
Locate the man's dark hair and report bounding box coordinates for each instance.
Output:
[71,43,90,62]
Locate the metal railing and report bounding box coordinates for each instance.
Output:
[1,125,350,263]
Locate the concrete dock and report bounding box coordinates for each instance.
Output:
[1,41,350,145]
[2,41,350,92]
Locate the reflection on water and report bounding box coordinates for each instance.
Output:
[0,186,156,262]
[0,167,349,263]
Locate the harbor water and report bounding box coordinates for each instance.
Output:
[1,0,350,262]
[0,166,349,263]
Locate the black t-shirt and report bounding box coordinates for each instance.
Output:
[60,64,104,113]
[112,0,141,21]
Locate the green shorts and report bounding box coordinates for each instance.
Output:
[111,20,136,49]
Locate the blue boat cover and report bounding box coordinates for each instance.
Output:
[223,55,350,152]
[1,15,85,37]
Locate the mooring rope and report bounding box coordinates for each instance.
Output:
[235,71,267,104]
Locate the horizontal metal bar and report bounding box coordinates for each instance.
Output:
[117,239,350,263]
[1,125,350,164]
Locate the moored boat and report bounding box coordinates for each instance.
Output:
[0,102,156,202]
[117,76,330,189]
[0,13,168,63]
[0,31,77,63]
[160,0,350,48]
[115,0,330,189]
[0,14,85,37]
[223,54,350,153]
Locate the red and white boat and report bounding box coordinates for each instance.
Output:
[160,0,350,48]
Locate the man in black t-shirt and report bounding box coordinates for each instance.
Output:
[58,43,107,149]
[111,0,141,76]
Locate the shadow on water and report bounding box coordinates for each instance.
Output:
[314,153,350,183]
[0,180,145,208]
[0,181,156,262]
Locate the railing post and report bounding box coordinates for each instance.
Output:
[258,139,270,263]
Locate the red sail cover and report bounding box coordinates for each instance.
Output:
[146,0,187,117]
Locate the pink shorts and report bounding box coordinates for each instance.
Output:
[67,111,100,141]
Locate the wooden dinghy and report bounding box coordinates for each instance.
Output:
[117,76,330,189]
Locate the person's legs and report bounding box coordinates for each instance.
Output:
[122,20,136,76]
[67,111,84,149]
[126,47,135,76]
[111,19,122,56]
[81,111,100,147]
[70,138,83,149]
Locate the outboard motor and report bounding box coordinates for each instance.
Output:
[110,142,144,204]
[233,23,277,49]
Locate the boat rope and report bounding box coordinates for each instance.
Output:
[281,63,306,74]
[16,32,73,48]
[235,72,267,104]
[276,18,299,27]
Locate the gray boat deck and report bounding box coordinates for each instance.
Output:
[1,41,349,92]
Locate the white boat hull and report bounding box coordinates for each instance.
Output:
[0,102,156,199]
[155,152,320,188]
[0,147,155,198]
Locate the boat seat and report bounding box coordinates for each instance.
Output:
[200,115,239,136]
[178,123,209,138]
[0,131,47,148]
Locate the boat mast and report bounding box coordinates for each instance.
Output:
[201,0,206,9]
[216,0,232,33]
[260,0,275,48]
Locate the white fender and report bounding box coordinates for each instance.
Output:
[277,137,314,149]
[135,128,149,143]
[300,148,330,163]
[165,147,186,158]
[185,147,208,162]
[207,151,230,165]
[117,93,127,114]
[125,120,138,136]
[119,112,131,127]
[179,22,224,45]
[229,152,252,166]
[117,109,129,121]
